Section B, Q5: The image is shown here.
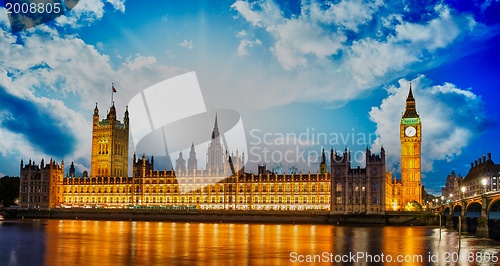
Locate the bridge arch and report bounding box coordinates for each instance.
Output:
[488,199,500,241]
[465,202,481,234]
[443,207,451,227]
[487,197,500,214]
[452,205,462,230]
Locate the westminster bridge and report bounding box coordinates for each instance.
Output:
[437,190,500,240]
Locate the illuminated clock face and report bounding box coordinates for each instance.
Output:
[405,126,416,137]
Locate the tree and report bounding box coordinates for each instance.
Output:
[0,176,20,207]
[404,200,423,211]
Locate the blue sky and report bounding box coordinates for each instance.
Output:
[0,0,499,194]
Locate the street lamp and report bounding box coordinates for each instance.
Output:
[482,178,487,194]
[461,186,466,199]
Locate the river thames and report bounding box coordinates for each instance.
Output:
[0,219,499,265]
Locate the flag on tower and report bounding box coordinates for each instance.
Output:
[111,83,117,106]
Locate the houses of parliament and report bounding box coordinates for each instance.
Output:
[19,85,423,213]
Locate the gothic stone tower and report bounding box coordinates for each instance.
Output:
[330,148,386,214]
[188,143,198,173]
[206,114,224,175]
[319,149,327,174]
[91,102,129,177]
[400,82,422,206]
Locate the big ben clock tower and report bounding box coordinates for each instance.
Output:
[400,81,422,206]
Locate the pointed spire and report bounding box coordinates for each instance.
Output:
[408,80,414,100]
[214,113,218,129]
[109,101,116,118]
[402,79,419,118]
[212,113,220,139]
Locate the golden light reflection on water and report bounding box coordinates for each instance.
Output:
[39,220,499,265]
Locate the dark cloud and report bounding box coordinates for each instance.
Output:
[0,84,75,157]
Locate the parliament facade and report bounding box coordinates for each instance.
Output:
[19,85,422,212]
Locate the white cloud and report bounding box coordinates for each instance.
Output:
[237,30,247,37]
[0,7,8,25]
[0,19,187,175]
[307,0,383,32]
[124,55,157,70]
[346,38,418,87]
[394,5,476,51]
[179,40,194,50]
[270,18,346,70]
[106,0,126,12]
[237,39,262,56]
[369,75,490,173]
[480,0,499,12]
[55,0,125,28]
[229,0,478,109]
[231,0,380,69]
[231,1,262,26]
[161,15,169,24]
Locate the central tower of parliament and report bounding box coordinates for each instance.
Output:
[19,85,422,212]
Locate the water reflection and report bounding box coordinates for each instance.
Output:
[0,220,498,265]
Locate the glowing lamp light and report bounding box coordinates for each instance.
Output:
[461,187,466,193]
[482,179,487,186]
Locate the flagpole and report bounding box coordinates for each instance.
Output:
[111,83,114,106]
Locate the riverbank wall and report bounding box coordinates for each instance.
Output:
[13,209,439,226]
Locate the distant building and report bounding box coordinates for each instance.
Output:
[90,102,129,178]
[19,159,63,209]
[19,84,420,212]
[385,171,403,211]
[206,114,225,175]
[330,148,386,214]
[461,153,500,197]
[399,81,423,207]
[384,82,423,210]
[441,171,463,201]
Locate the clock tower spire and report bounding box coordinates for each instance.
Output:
[403,81,418,118]
[400,81,422,208]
